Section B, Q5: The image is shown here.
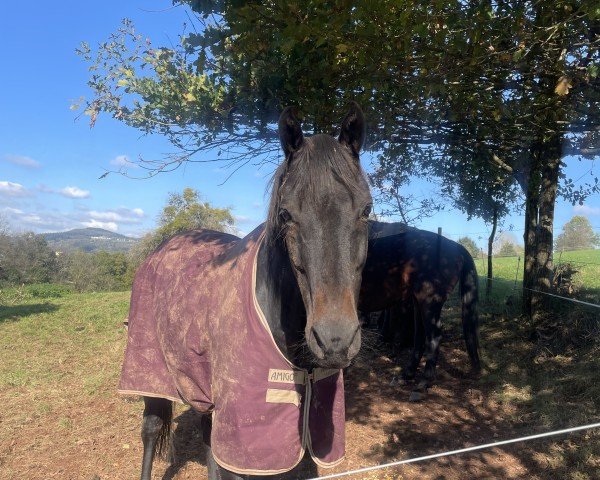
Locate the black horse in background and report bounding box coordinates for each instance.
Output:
[129,104,372,480]
[360,221,481,391]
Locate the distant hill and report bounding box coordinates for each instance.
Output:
[43,227,139,253]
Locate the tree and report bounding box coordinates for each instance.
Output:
[555,215,600,251]
[0,233,57,285]
[157,187,235,238]
[78,1,600,318]
[498,242,518,257]
[0,213,9,236]
[458,236,480,259]
[126,188,235,278]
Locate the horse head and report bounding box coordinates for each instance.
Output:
[267,103,372,369]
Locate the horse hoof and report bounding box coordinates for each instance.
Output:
[416,379,430,390]
[401,371,416,385]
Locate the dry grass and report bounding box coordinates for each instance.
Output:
[0,287,599,479]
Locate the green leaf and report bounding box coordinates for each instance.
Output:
[512,48,525,62]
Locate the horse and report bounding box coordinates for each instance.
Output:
[359,221,481,391]
[118,103,372,480]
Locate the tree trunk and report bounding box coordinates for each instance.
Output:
[486,206,498,297]
[531,139,561,321]
[522,137,562,320]
[522,161,540,317]
[523,182,538,315]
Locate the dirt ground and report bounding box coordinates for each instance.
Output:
[1,301,597,480]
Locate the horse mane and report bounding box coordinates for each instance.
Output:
[265,134,368,243]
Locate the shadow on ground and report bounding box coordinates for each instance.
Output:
[0,302,59,323]
[342,293,599,479]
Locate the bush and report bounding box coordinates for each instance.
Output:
[57,251,130,292]
[0,232,58,285]
[26,283,73,299]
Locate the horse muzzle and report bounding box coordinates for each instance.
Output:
[307,320,361,368]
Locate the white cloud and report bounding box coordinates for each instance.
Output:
[60,186,91,199]
[574,204,600,216]
[2,207,23,215]
[21,213,43,224]
[110,155,138,169]
[38,184,92,200]
[0,204,146,235]
[0,181,29,197]
[3,154,41,168]
[87,207,145,225]
[89,211,121,222]
[1,207,73,233]
[82,219,119,231]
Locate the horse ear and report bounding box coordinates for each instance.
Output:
[278,107,304,158]
[338,102,366,156]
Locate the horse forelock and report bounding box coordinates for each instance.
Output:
[265,135,370,243]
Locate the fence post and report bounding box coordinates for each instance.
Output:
[513,256,521,296]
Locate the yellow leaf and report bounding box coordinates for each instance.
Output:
[554,76,572,96]
[184,92,196,102]
[117,79,128,87]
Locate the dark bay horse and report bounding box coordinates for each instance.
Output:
[360,221,481,390]
[121,104,372,480]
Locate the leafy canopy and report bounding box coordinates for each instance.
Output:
[555,215,600,251]
[458,236,480,259]
[127,187,235,274]
[77,1,599,221]
[157,187,235,238]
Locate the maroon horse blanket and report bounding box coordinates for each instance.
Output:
[118,225,345,475]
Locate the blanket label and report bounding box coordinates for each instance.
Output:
[268,369,305,384]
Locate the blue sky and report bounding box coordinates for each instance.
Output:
[1,1,598,247]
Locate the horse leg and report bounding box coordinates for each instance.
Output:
[207,446,257,480]
[203,415,257,480]
[379,308,393,346]
[418,300,444,390]
[140,396,172,480]
[393,300,415,353]
[402,298,424,383]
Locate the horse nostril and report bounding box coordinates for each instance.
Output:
[311,324,347,354]
[311,327,326,351]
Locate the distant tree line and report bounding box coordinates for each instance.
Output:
[457,215,597,261]
[0,231,130,292]
[0,188,235,293]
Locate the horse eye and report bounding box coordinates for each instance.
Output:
[361,204,372,219]
[279,209,292,223]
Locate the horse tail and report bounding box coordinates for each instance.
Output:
[155,400,173,460]
[459,249,481,372]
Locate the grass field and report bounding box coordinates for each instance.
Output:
[474,249,600,304]
[1,276,599,478]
